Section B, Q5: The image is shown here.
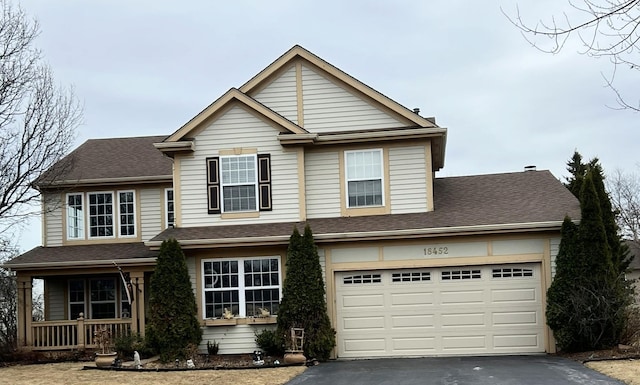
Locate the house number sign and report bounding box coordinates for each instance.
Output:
[423,246,449,256]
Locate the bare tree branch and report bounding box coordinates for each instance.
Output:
[503,0,640,112]
[607,167,640,241]
[0,0,81,234]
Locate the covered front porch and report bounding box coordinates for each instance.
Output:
[5,242,158,351]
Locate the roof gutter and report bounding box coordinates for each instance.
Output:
[146,221,566,249]
[38,175,173,189]
[1,257,158,271]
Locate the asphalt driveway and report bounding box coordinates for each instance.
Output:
[286,355,623,385]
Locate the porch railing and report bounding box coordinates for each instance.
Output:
[30,315,132,351]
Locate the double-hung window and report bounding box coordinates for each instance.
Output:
[89,278,116,319]
[67,194,84,239]
[206,154,272,214]
[165,188,174,228]
[88,192,114,238]
[68,279,85,319]
[221,155,258,212]
[118,191,136,236]
[345,149,383,207]
[202,257,281,319]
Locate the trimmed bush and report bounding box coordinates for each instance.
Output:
[277,225,335,361]
[255,329,284,356]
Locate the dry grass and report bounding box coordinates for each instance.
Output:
[586,359,640,385]
[0,362,306,385]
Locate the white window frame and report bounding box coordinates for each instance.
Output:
[344,149,384,208]
[165,188,174,228]
[88,191,115,239]
[68,190,138,240]
[220,154,258,213]
[68,279,85,320]
[201,256,281,319]
[89,278,117,319]
[117,190,136,237]
[66,193,85,240]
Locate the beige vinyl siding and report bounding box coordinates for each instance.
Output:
[140,187,162,241]
[44,194,63,247]
[46,278,65,321]
[252,65,298,124]
[304,150,341,218]
[200,324,271,354]
[389,146,428,214]
[301,65,405,133]
[179,105,300,227]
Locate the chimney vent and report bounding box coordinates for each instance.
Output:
[413,108,420,114]
[524,165,536,172]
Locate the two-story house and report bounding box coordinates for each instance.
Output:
[4,45,580,359]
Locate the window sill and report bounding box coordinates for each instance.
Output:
[204,317,277,326]
[220,211,260,220]
[342,205,390,217]
[204,319,238,326]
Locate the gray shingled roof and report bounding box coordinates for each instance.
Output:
[150,170,580,243]
[4,242,157,268]
[6,170,579,269]
[35,135,172,187]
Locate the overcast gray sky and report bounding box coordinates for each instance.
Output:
[15,0,639,251]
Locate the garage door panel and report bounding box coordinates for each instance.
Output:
[491,288,537,303]
[336,264,544,358]
[392,337,436,352]
[342,293,385,308]
[493,334,540,349]
[343,338,386,353]
[442,335,487,350]
[390,291,434,306]
[343,316,385,330]
[391,314,435,328]
[492,311,538,326]
[441,312,485,327]
[440,290,485,305]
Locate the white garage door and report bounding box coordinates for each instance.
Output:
[335,264,544,358]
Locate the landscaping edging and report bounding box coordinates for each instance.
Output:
[82,363,305,372]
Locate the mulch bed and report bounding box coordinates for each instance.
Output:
[556,345,640,363]
[84,354,308,371]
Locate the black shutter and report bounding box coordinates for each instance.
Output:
[206,157,221,214]
[257,154,272,211]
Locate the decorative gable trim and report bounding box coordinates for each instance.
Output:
[239,45,438,129]
[164,88,307,144]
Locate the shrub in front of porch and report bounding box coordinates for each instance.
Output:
[146,239,202,362]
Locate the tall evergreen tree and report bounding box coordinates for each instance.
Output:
[277,225,335,361]
[146,239,202,362]
[546,217,582,349]
[547,153,633,351]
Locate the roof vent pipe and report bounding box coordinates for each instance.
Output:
[524,165,537,172]
[413,108,420,114]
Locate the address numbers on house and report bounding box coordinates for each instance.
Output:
[382,242,488,261]
[424,246,448,256]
